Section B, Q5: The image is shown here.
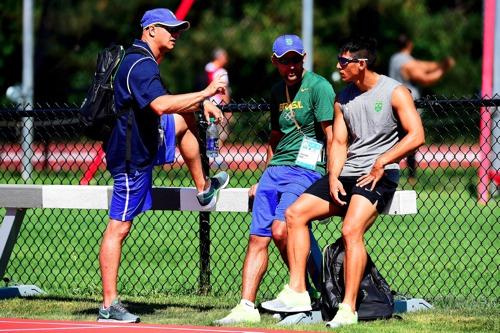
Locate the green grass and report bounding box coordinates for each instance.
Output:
[0,166,498,329]
[0,295,497,332]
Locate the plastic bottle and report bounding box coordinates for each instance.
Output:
[206,117,219,158]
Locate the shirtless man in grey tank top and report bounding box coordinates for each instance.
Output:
[261,37,425,329]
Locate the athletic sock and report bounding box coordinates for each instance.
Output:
[240,299,256,309]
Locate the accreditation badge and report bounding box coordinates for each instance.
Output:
[295,136,323,170]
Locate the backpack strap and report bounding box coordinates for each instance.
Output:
[125,44,157,95]
[128,43,155,58]
[125,109,133,173]
[121,44,157,173]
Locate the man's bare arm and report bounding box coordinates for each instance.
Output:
[356,85,425,190]
[149,73,227,115]
[328,101,349,204]
[403,57,455,87]
[375,85,425,167]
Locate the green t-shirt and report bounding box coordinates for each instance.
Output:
[269,71,335,174]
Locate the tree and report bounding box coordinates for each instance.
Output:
[0,0,483,104]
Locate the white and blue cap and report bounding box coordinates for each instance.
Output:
[140,8,190,31]
[272,34,305,58]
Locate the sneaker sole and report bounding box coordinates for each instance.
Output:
[277,311,323,325]
[218,173,230,189]
[214,318,260,325]
[326,321,356,328]
[97,318,140,323]
[200,195,217,209]
[261,303,312,313]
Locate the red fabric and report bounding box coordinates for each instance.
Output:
[79,146,105,185]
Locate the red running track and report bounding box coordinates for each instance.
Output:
[0,318,317,333]
[0,143,481,173]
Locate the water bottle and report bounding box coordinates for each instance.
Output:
[206,117,219,158]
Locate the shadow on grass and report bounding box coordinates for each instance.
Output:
[19,295,216,316]
[76,300,216,316]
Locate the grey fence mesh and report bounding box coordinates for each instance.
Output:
[0,96,498,304]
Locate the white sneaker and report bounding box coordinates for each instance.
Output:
[214,302,260,325]
[326,303,358,328]
[260,284,312,313]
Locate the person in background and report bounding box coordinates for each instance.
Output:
[388,33,455,184]
[262,37,424,329]
[205,48,231,105]
[97,8,229,323]
[215,34,335,325]
[204,48,232,142]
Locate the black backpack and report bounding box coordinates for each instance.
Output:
[321,237,394,321]
[79,44,152,142]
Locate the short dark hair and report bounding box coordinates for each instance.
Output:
[396,34,412,49]
[339,36,378,69]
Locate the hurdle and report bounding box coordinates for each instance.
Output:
[0,184,417,296]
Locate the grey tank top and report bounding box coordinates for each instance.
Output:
[388,52,420,100]
[338,75,401,177]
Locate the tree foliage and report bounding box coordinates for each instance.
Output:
[0,0,483,103]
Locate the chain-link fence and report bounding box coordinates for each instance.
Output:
[0,96,498,304]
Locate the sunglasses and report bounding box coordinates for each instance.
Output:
[276,55,304,65]
[337,55,368,67]
[152,24,183,34]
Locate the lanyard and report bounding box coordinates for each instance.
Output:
[285,85,304,135]
[285,83,324,169]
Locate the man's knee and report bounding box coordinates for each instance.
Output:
[285,204,306,228]
[248,234,271,251]
[341,223,364,243]
[106,220,132,241]
[180,112,196,128]
[173,113,187,136]
[271,221,287,243]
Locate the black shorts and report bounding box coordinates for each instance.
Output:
[304,169,400,213]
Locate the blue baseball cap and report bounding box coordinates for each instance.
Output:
[140,8,190,31]
[272,34,305,58]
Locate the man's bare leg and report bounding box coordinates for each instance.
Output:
[286,194,341,292]
[99,219,131,307]
[214,233,271,324]
[340,195,378,312]
[241,234,273,302]
[272,220,322,292]
[173,113,207,192]
[271,220,288,264]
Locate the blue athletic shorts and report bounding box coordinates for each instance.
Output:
[155,114,176,165]
[250,165,322,237]
[109,165,154,221]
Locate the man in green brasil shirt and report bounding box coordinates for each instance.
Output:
[215,34,335,324]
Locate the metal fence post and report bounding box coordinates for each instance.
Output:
[21,0,34,182]
[197,114,211,294]
[491,0,500,194]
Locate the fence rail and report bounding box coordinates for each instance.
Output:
[0,96,498,304]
